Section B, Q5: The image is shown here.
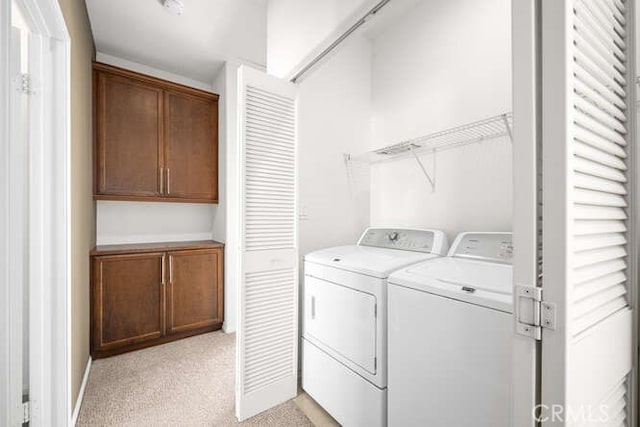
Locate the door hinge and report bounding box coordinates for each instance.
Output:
[17,73,35,95]
[22,401,30,424]
[515,284,556,340]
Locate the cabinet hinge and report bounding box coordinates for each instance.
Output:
[515,284,556,341]
[22,401,30,424]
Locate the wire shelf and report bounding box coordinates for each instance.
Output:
[350,112,513,163]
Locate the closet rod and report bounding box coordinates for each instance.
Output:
[290,0,393,83]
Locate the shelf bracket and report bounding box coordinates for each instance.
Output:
[409,146,435,192]
[502,114,513,143]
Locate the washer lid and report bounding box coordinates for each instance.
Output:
[304,245,440,279]
[388,257,514,313]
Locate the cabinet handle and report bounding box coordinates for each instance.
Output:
[159,167,164,195]
[161,255,166,285]
[311,296,316,320]
[169,256,173,284]
[166,168,171,195]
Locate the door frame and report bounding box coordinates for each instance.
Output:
[511,1,541,425]
[0,0,71,425]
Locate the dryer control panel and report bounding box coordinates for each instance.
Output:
[450,232,513,263]
[357,228,448,255]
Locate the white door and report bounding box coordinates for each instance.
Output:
[541,0,635,425]
[236,66,299,421]
[3,0,70,424]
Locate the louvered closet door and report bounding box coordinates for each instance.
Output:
[236,66,298,421]
[541,0,635,425]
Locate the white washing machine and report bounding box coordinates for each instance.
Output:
[387,232,513,427]
[301,227,449,427]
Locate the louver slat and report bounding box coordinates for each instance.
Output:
[600,379,629,427]
[574,188,627,207]
[243,269,296,394]
[573,205,626,220]
[574,172,627,194]
[244,85,296,252]
[574,157,626,181]
[573,258,626,284]
[576,1,626,49]
[574,49,625,96]
[574,141,627,170]
[574,271,626,301]
[574,126,627,158]
[574,219,627,235]
[570,0,629,341]
[574,17,627,74]
[574,34,627,88]
[572,294,627,334]
[574,95,625,133]
[576,2,626,60]
[574,65,626,109]
[574,233,626,252]
[574,79,626,122]
[574,110,627,145]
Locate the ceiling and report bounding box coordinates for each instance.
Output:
[85,0,267,84]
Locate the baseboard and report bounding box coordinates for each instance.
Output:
[71,357,92,426]
[222,322,236,334]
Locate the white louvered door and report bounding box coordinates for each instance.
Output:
[236,66,299,421]
[541,0,635,425]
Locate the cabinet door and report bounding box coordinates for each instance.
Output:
[164,90,218,202]
[91,253,166,354]
[166,249,223,334]
[95,70,163,198]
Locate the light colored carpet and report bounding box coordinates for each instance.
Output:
[77,332,313,426]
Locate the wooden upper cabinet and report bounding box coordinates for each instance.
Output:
[93,62,219,203]
[165,91,219,202]
[95,72,163,197]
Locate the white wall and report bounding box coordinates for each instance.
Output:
[297,35,373,257]
[96,52,213,91]
[211,68,227,244]
[94,53,220,245]
[369,0,512,239]
[96,201,215,244]
[266,0,377,78]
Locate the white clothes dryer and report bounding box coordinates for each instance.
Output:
[302,227,449,427]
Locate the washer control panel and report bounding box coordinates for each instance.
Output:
[450,232,513,263]
[358,228,446,254]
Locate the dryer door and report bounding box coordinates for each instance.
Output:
[304,276,377,374]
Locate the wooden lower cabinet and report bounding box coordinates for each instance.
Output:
[91,241,223,358]
[166,249,224,334]
[91,253,165,352]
